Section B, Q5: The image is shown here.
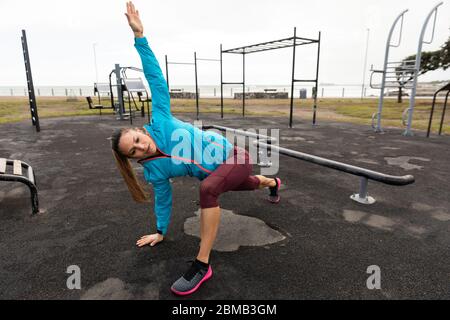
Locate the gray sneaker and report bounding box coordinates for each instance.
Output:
[171,261,213,296]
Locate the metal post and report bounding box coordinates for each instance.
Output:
[289,27,297,128]
[350,177,375,204]
[194,52,199,120]
[165,55,170,90]
[404,2,443,136]
[21,29,40,132]
[427,90,440,137]
[242,51,245,117]
[438,91,450,136]
[313,31,321,125]
[115,64,125,120]
[361,28,370,100]
[220,44,224,118]
[93,43,99,85]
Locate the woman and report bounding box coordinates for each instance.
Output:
[112,1,281,296]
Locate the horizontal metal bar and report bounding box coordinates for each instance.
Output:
[387,60,416,64]
[255,141,414,186]
[222,82,244,85]
[222,35,318,54]
[293,79,318,83]
[197,58,220,62]
[167,62,195,65]
[223,36,295,53]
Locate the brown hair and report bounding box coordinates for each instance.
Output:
[111,128,149,203]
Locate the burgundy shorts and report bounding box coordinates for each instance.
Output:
[199,146,260,209]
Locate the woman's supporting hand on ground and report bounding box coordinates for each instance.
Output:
[136,233,164,247]
[125,1,144,38]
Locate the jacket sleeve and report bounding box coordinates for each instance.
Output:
[134,37,171,121]
[151,179,173,235]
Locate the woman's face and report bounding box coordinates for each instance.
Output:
[118,128,157,159]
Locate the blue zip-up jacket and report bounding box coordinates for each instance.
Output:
[134,37,233,235]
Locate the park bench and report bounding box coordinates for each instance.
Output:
[0,158,39,215]
[86,96,107,115]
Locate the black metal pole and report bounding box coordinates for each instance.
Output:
[109,70,115,109]
[242,51,246,117]
[115,64,125,120]
[438,90,450,136]
[313,31,321,125]
[220,44,224,119]
[194,52,199,120]
[426,90,440,138]
[289,27,297,128]
[165,55,170,90]
[21,30,40,132]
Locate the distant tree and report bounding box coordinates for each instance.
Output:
[395,37,450,103]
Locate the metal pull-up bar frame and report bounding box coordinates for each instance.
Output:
[220,27,321,128]
[165,53,221,120]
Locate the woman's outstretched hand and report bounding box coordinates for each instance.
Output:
[125,1,144,38]
[136,233,164,247]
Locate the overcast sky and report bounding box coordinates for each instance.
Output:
[1,0,449,87]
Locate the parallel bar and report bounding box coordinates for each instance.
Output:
[256,141,414,186]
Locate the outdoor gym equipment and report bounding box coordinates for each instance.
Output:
[165,53,220,121]
[94,82,113,105]
[220,27,321,128]
[86,83,114,115]
[426,82,450,138]
[206,125,414,205]
[108,65,151,124]
[21,30,40,132]
[370,3,444,135]
[403,2,443,136]
[0,158,39,215]
[370,9,413,133]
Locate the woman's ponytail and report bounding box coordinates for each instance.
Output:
[111,128,149,203]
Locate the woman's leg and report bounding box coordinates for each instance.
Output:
[197,206,221,264]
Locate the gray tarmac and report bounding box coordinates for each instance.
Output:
[0,112,449,299]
